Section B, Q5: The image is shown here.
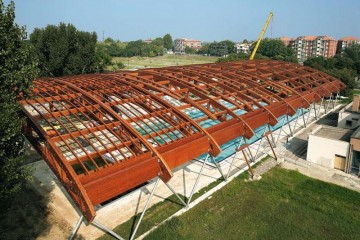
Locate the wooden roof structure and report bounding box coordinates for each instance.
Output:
[21,60,345,221]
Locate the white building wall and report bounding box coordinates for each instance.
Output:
[306,135,349,168]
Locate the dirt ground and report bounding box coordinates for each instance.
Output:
[0,184,71,240]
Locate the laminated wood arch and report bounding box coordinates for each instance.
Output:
[21,60,345,221]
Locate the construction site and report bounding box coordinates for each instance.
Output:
[19,58,357,239]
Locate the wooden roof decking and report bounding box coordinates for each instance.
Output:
[21,60,345,221]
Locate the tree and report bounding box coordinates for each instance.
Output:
[163,33,173,50]
[251,38,297,63]
[220,40,236,54]
[217,52,249,62]
[185,46,196,54]
[30,23,109,77]
[304,45,360,97]
[208,42,228,56]
[197,44,210,55]
[0,0,38,202]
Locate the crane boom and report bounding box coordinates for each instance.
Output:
[250,12,273,60]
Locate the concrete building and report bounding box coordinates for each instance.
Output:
[174,38,202,53]
[235,42,251,54]
[314,36,337,58]
[337,36,360,54]
[306,95,360,175]
[280,37,291,47]
[307,125,353,171]
[289,36,337,63]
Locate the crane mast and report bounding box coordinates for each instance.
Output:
[249,12,273,60]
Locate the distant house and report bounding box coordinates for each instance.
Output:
[143,38,153,44]
[235,42,251,54]
[174,38,202,53]
[337,36,360,54]
[280,37,292,47]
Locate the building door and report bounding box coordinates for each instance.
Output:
[334,155,346,171]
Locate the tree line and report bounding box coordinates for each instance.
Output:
[304,44,360,96]
[99,34,173,58]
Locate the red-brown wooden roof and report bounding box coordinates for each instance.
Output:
[21,60,345,221]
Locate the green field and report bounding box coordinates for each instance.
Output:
[111,55,218,70]
[144,167,360,240]
[97,164,360,240]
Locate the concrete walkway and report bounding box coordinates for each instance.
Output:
[282,161,360,193]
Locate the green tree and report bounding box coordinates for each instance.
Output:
[95,44,112,70]
[217,52,249,62]
[123,40,147,57]
[152,37,164,47]
[304,46,360,97]
[208,42,228,56]
[30,23,108,77]
[197,44,210,55]
[251,38,297,63]
[185,46,197,54]
[163,33,173,50]
[0,0,38,202]
[220,40,236,54]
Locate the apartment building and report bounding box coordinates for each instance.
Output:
[280,37,291,47]
[288,36,337,63]
[174,38,202,53]
[337,36,360,54]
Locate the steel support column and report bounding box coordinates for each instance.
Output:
[275,116,287,145]
[130,178,160,240]
[286,115,294,136]
[226,137,255,179]
[129,175,189,240]
[301,108,307,128]
[69,215,84,240]
[92,220,124,240]
[210,155,227,181]
[187,154,210,205]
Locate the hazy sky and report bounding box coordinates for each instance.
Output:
[6,0,360,42]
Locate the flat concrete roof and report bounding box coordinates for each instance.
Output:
[314,125,354,141]
[351,126,360,139]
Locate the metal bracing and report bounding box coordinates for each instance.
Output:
[187,154,210,205]
[291,110,301,135]
[286,115,294,137]
[130,178,160,240]
[325,95,332,113]
[275,116,287,145]
[69,215,84,240]
[69,216,125,240]
[226,136,255,179]
[211,155,227,181]
[92,220,125,240]
[129,175,189,240]
[268,124,277,148]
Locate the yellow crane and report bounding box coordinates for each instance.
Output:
[249,12,273,60]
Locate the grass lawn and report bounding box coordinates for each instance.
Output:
[144,167,360,240]
[352,89,360,95]
[111,55,218,70]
